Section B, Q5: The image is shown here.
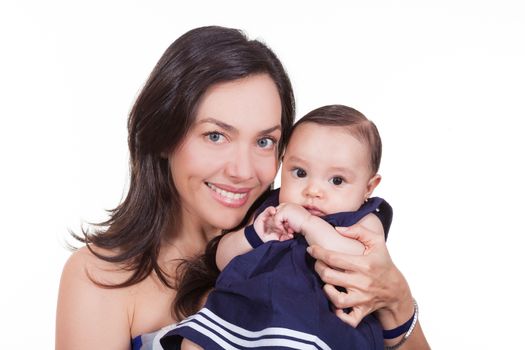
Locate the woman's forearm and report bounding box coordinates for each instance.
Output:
[400,321,430,349]
[375,270,430,349]
[383,320,430,349]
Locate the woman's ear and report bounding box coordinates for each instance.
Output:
[365,174,382,199]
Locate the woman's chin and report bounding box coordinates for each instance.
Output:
[209,212,246,231]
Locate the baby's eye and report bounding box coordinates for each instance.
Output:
[257,137,276,150]
[205,131,226,143]
[329,176,345,186]
[292,168,307,178]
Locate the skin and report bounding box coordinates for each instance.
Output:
[280,122,381,213]
[168,73,283,236]
[56,73,283,350]
[283,125,429,349]
[213,122,430,349]
[58,73,430,349]
[216,122,383,270]
[188,124,386,350]
[309,227,431,349]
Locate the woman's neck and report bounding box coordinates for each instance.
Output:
[163,209,222,260]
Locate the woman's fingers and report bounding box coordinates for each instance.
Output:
[325,285,375,327]
[308,245,365,272]
[322,284,368,307]
[334,307,370,328]
[334,224,382,249]
[313,260,353,285]
[307,221,418,335]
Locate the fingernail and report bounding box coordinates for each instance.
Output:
[306,247,312,254]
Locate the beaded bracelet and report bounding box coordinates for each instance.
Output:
[384,299,419,350]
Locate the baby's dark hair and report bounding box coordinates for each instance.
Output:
[292,104,382,174]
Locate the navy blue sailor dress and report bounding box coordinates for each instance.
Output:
[161,190,393,350]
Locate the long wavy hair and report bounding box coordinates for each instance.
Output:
[74,26,295,289]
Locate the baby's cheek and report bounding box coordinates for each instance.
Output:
[277,184,292,203]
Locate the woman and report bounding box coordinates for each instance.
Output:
[56,26,429,350]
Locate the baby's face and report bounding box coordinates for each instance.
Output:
[279,122,376,216]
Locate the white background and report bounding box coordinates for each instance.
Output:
[1,1,524,348]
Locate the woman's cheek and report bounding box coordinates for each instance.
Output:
[257,155,279,187]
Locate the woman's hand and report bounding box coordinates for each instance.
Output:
[307,223,413,329]
[308,222,431,349]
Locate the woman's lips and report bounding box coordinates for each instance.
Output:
[206,182,251,208]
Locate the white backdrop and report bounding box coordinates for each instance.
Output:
[1,1,524,348]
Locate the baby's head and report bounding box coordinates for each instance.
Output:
[279,105,382,215]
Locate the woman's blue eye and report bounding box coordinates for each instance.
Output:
[329,176,344,186]
[206,132,225,143]
[257,137,275,149]
[292,168,307,178]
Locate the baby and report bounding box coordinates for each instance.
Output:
[163,104,392,350]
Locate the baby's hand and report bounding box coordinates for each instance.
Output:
[272,203,312,234]
[253,206,294,242]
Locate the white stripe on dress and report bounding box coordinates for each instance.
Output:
[172,308,331,349]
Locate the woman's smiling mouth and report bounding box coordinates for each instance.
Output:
[206,182,251,208]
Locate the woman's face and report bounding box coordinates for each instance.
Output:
[169,74,282,232]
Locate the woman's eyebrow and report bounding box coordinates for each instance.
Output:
[258,125,281,135]
[199,118,281,136]
[199,118,236,132]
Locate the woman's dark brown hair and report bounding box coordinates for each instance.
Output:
[74,26,295,289]
[174,104,381,319]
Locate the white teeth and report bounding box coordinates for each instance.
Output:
[207,183,247,202]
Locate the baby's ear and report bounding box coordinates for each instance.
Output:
[365,174,381,199]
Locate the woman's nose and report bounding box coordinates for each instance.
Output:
[225,145,255,182]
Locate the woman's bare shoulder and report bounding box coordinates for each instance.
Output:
[56,246,135,350]
[63,245,133,284]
